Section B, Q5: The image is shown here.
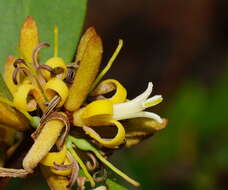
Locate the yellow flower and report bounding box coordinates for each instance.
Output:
[72,80,163,149]
[0,16,167,190]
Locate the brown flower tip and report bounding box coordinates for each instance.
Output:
[23,16,36,28]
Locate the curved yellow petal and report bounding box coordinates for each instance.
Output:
[50,157,72,176]
[73,99,113,127]
[73,99,126,148]
[13,84,38,112]
[91,79,127,104]
[82,99,113,120]
[41,146,67,167]
[13,83,46,112]
[3,56,17,94]
[44,57,67,80]
[45,78,69,107]
[83,120,125,148]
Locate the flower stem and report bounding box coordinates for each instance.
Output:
[93,149,140,187]
[66,140,95,187]
[89,39,123,93]
[69,136,140,187]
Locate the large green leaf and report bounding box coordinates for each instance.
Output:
[0,0,87,71]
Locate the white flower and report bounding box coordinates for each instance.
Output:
[113,82,163,123]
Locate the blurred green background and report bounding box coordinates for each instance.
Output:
[5,0,228,189]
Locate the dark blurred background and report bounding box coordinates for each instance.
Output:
[6,0,228,189]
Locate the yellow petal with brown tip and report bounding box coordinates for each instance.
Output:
[76,27,97,62]
[19,16,39,63]
[124,118,168,148]
[65,33,103,111]
[3,56,17,94]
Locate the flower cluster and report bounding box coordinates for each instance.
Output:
[0,17,167,190]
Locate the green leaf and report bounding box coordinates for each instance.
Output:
[106,178,128,190]
[0,0,87,71]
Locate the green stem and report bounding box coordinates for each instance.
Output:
[93,150,140,187]
[69,136,139,187]
[66,140,95,187]
[89,39,123,93]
